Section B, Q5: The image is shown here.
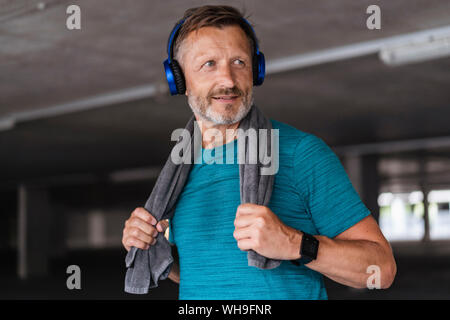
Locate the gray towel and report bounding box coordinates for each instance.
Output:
[124,104,281,294]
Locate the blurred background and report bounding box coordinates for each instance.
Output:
[1,0,450,299]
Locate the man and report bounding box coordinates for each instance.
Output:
[122,5,396,299]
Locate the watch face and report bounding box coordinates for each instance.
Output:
[302,234,319,260]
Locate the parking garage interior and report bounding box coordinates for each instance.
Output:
[1,0,450,299]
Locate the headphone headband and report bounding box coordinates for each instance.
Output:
[167,19,185,64]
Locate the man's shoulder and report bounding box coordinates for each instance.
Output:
[271,119,306,136]
[270,119,318,148]
[269,119,334,163]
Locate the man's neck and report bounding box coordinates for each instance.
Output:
[194,115,240,149]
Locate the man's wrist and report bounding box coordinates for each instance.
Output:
[287,229,303,260]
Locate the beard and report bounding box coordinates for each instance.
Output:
[187,86,254,125]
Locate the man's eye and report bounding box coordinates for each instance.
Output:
[234,59,245,65]
[204,61,215,67]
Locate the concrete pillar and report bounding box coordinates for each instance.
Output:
[88,209,106,248]
[422,188,430,242]
[418,155,430,242]
[343,155,363,197]
[17,184,50,279]
[343,154,380,223]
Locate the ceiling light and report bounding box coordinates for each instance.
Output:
[379,33,450,66]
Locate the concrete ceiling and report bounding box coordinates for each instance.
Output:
[1,0,450,182]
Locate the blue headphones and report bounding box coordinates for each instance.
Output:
[163,17,265,95]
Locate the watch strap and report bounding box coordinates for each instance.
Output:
[290,232,319,266]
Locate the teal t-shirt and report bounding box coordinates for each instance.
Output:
[168,119,370,300]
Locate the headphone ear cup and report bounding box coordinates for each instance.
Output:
[170,59,186,95]
[253,52,265,86]
[252,56,259,86]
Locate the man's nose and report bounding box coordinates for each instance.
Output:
[216,63,236,88]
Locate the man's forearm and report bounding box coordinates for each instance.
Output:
[168,260,180,284]
[287,230,396,289]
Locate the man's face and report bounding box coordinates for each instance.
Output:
[180,25,254,125]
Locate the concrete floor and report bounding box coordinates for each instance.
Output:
[1,243,450,300]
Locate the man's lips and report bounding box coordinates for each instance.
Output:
[212,95,239,102]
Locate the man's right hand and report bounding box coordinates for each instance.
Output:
[122,207,169,252]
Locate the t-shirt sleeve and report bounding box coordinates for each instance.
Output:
[168,218,175,245]
[293,133,371,238]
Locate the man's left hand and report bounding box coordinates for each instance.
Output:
[233,203,302,260]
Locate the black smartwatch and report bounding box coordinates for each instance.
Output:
[291,232,319,266]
